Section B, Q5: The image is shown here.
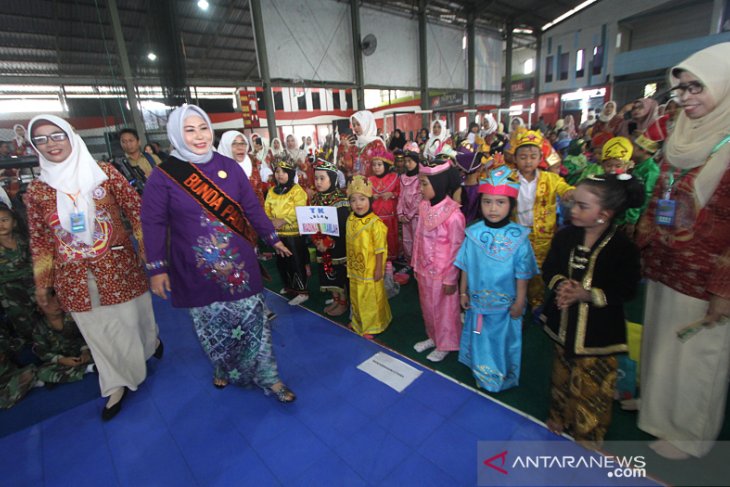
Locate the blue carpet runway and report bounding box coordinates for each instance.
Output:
[0,291,659,486]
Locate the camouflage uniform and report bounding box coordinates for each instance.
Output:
[0,239,42,352]
[0,354,37,409]
[33,313,91,384]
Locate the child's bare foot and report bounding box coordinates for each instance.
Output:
[213,377,228,389]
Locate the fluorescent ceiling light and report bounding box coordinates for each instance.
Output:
[197,0,209,11]
[147,52,157,61]
[542,0,599,31]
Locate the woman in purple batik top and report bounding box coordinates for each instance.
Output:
[141,104,296,402]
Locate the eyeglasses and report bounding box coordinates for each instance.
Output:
[31,132,68,145]
[670,81,704,96]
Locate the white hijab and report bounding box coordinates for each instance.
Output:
[217,130,252,177]
[270,138,285,157]
[599,101,617,123]
[482,113,498,136]
[28,115,108,246]
[253,136,269,162]
[13,124,27,149]
[351,110,379,148]
[665,42,730,207]
[424,119,450,159]
[167,104,214,164]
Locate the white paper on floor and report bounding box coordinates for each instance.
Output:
[357,352,423,392]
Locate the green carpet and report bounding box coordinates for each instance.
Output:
[262,254,730,485]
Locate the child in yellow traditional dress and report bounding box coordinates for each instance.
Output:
[513,130,574,310]
[265,157,310,306]
[346,176,392,338]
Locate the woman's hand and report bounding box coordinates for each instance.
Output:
[35,287,51,307]
[273,241,292,257]
[704,294,730,326]
[151,273,171,300]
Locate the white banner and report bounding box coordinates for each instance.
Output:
[295,206,340,236]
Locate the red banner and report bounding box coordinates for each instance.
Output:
[238,90,260,128]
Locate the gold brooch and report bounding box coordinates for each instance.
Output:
[217,170,228,179]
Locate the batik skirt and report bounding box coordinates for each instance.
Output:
[189,293,280,389]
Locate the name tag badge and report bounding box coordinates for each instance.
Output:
[70,211,86,233]
[655,199,676,226]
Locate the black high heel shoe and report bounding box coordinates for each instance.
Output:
[153,339,164,359]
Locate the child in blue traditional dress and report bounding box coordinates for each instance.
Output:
[456,166,538,392]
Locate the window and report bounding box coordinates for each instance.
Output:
[273,90,284,111]
[592,45,603,75]
[297,91,307,110]
[559,52,569,80]
[545,56,554,83]
[576,49,584,78]
[332,90,341,110]
[345,91,353,110]
[312,90,321,110]
[523,58,534,75]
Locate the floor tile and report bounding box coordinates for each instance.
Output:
[337,423,413,483]
[374,395,446,449]
[0,425,43,487]
[291,455,368,487]
[380,452,458,487]
[418,420,481,486]
[255,421,331,484]
[450,395,523,440]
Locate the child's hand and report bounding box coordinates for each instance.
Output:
[460,293,470,310]
[273,241,292,257]
[58,356,83,367]
[272,218,286,229]
[383,192,393,199]
[442,284,457,295]
[556,280,590,309]
[373,267,384,281]
[398,215,407,223]
[509,298,525,318]
[80,350,91,364]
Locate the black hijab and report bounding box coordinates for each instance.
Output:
[273,167,296,194]
[426,165,461,205]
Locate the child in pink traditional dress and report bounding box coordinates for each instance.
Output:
[397,142,422,266]
[411,150,465,362]
[368,145,400,262]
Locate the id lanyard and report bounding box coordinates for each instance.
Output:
[657,134,730,226]
[66,191,86,233]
